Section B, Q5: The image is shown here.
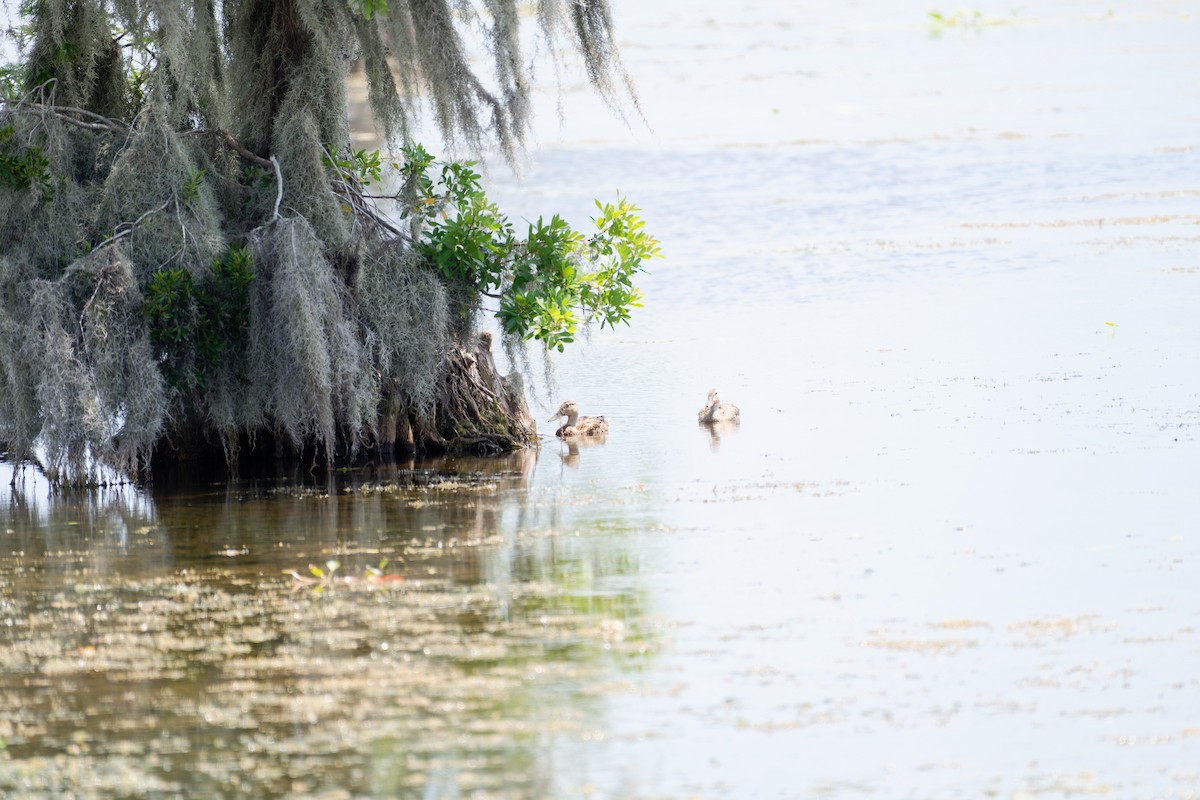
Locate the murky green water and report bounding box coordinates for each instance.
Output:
[1,455,664,797]
[5,0,1200,797]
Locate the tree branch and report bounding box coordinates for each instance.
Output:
[2,99,127,134]
[88,199,173,253]
[180,128,275,170]
[330,177,408,240]
[215,129,274,169]
[0,102,281,185]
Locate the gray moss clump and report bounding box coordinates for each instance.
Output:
[243,216,378,455]
[92,114,228,281]
[2,247,167,484]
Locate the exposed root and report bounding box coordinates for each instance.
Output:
[385,331,537,456]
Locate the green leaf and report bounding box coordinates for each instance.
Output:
[354,0,388,19]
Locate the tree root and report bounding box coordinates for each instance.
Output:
[419,331,538,455]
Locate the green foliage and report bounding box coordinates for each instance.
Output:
[0,124,51,192]
[417,159,514,289]
[143,245,255,391]
[322,147,383,187]
[398,142,435,187]
[143,265,195,389]
[0,67,24,99]
[181,167,206,205]
[352,0,389,21]
[196,245,255,378]
[402,147,659,351]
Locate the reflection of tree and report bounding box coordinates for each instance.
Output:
[0,450,659,798]
[1,462,168,580]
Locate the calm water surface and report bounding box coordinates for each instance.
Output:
[4,1,1200,797]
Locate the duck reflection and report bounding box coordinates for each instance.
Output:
[700,418,740,451]
[557,432,608,468]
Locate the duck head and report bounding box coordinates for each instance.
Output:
[548,400,579,424]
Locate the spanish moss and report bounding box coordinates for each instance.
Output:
[0,0,641,484]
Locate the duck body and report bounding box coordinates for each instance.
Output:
[698,389,740,424]
[548,400,609,438]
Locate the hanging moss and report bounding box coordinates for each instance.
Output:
[4,246,166,484]
[0,259,44,461]
[0,117,95,278]
[244,216,374,455]
[0,0,639,483]
[92,113,227,281]
[22,0,130,117]
[356,246,448,417]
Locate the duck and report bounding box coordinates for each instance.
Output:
[547,400,609,438]
[697,388,740,424]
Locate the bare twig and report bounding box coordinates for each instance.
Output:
[89,198,173,254]
[270,155,283,221]
[332,179,407,239]
[2,98,127,134]
[78,269,106,340]
[317,142,409,240]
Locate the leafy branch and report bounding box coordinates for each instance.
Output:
[399,145,660,351]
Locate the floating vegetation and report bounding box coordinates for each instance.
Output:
[284,558,407,591]
[0,552,658,797]
[927,8,1020,35]
[0,423,664,795]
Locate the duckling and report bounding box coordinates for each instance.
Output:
[547,400,609,438]
[697,388,740,424]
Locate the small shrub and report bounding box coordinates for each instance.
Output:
[0,124,51,192]
[143,245,255,391]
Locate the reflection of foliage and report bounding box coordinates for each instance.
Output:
[285,558,407,593]
[0,456,659,795]
[0,469,164,574]
[0,558,655,796]
[927,8,1014,35]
